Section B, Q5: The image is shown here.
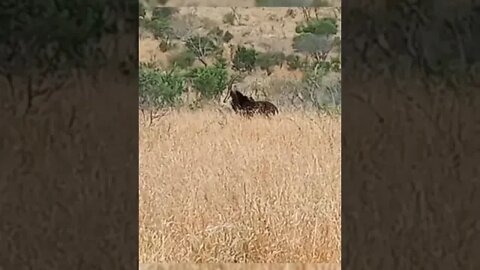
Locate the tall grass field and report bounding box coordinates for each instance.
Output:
[139,108,341,263]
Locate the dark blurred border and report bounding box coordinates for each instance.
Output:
[342,1,480,269]
[0,1,139,269]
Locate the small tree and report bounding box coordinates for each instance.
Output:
[143,16,175,52]
[139,64,185,109]
[185,35,220,66]
[295,17,338,35]
[294,17,338,61]
[256,51,285,75]
[293,33,334,61]
[188,60,228,100]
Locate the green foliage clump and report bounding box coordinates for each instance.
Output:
[189,61,228,99]
[295,17,338,36]
[285,54,306,70]
[143,16,173,40]
[256,51,285,74]
[139,64,185,108]
[232,46,258,72]
[306,56,341,74]
[141,7,179,51]
[151,7,178,20]
[292,33,333,54]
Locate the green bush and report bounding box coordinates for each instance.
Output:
[285,54,305,70]
[188,61,228,99]
[143,17,173,40]
[232,46,258,72]
[151,7,178,20]
[293,33,334,60]
[139,64,185,108]
[256,51,285,73]
[295,17,338,36]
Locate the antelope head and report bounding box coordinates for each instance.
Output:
[223,74,241,103]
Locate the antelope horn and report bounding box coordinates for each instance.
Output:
[223,74,239,103]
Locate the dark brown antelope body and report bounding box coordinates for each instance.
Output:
[228,89,279,117]
[223,75,279,117]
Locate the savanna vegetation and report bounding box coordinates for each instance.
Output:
[139,4,342,265]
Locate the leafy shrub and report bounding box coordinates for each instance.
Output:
[295,17,338,36]
[232,46,258,72]
[170,50,196,68]
[329,56,341,72]
[293,33,334,61]
[143,17,173,40]
[286,54,305,70]
[256,51,285,73]
[151,7,178,20]
[139,64,185,108]
[189,61,228,99]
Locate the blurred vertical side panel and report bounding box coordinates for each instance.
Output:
[342,0,480,269]
[0,1,139,269]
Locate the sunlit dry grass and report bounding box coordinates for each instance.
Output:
[140,263,340,270]
[139,108,341,263]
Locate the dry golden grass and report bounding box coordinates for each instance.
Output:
[139,108,341,263]
[140,263,340,270]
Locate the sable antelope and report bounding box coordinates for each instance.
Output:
[223,77,279,117]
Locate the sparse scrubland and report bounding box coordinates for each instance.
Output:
[139,2,341,264]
